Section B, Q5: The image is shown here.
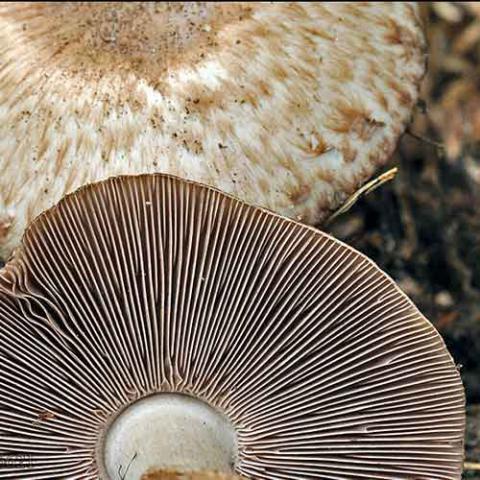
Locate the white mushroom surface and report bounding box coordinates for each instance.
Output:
[0,2,426,259]
[0,174,465,479]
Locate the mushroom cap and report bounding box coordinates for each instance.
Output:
[0,2,426,259]
[0,174,465,479]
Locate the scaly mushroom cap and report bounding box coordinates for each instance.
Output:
[0,2,426,259]
[0,174,465,479]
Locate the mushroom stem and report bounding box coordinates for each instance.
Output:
[140,471,245,480]
[99,394,237,480]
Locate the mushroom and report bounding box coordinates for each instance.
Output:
[0,2,426,259]
[0,174,465,479]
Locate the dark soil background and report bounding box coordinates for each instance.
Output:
[328,3,480,476]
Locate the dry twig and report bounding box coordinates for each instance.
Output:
[326,167,398,224]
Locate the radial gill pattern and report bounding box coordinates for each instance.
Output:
[0,175,465,479]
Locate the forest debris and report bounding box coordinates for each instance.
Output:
[465,461,480,471]
[327,168,398,224]
[432,2,463,22]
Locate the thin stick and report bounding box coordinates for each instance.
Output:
[326,167,398,224]
[118,452,138,480]
[465,461,480,471]
[406,128,445,150]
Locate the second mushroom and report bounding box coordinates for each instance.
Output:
[0,174,465,480]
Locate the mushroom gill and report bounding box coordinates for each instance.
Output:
[0,174,465,479]
[0,2,426,259]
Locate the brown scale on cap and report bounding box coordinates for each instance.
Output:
[0,3,426,260]
[5,3,250,83]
